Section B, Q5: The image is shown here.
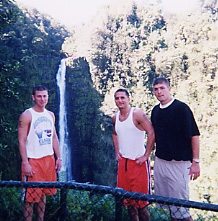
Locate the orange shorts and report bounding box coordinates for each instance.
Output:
[22,155,57,203]
[117,156,152,208]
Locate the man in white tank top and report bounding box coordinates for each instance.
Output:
[112,89,155,221]
[18,85,62,221]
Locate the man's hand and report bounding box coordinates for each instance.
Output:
[23,161,35,177]
[136,155,147,165]
[116,152,122,161]
[189,162,200,180]
[55,158,62,172]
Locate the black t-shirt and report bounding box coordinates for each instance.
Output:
[151,99,200,161]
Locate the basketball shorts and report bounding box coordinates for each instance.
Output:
[117,156,152,208]
[22,155,57,203]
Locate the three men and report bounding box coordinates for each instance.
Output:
[112,89,155,220]
[18,85,62,221]
[19,80,200,220]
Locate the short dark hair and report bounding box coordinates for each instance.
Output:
[114,89,129,98]
[32,85,48,96]
[153,77,170,87]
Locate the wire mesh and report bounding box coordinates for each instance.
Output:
[0,181,218,220]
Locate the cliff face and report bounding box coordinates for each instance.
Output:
[65,57,116,186]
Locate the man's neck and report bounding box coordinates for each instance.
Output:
[120,106,131,115]
[160,97,175,109]
[32,106,45,113]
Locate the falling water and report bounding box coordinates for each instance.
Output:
[56,58,72,181]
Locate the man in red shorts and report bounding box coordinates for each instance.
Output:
[18,85,62,221]
[112,89,155,220]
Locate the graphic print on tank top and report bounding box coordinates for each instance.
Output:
[33,116,53,146]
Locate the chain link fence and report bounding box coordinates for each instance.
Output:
[1,181,218,220]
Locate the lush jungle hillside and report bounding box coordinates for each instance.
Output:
[0,0,69,180]
[1,0,218,206]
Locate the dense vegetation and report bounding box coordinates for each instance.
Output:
[1,0,218,215]
[0,0,69,180]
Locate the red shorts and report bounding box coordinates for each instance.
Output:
[117,156,151,208]
[22,155,57,203]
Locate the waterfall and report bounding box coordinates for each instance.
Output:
[56,58,72,181]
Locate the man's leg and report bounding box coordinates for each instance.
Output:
[23,201,34,221]
[36,195,46,221]
[128,205,139,221]
[128,206,150,221]
[138,207,150,221]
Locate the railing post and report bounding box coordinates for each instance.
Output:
[60,187,67,220]
[115,188,123,221]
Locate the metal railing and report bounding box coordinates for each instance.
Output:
[1,181,218,220]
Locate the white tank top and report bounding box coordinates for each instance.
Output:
[115,107,145,160]
[26,108,54,158]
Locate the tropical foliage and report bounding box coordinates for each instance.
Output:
[0,0,68,180]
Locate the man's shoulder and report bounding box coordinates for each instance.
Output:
[173,99,190,110]
[20,108,32,117]
[132,107,140,113]
[45,109,55,120]
[174,99,185,105]
[112,112,120,125]
[132,107,145,116]
[19,108,32,124]
[152,103,160,112]
[112,113,117,122]
[45,109,53,114]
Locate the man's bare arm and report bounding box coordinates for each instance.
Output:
[189,135,200,180]
[18,110,35,177]
[49,111,62,172]
[134,109,155,164]
[112,114,121,161]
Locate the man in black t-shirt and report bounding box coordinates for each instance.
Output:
[151,77,200,221]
